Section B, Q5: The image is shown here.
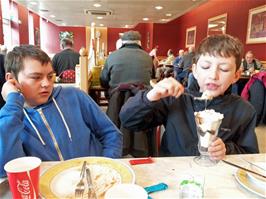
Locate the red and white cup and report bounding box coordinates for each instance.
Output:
[4,157,41,199]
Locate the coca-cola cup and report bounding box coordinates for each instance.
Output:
[4,157,41,199]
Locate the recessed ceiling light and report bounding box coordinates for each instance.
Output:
[155,6,163,10]
[62,23,66,26]
[93,3,102,8]
[166,13,172,17]
[91,22,96,26]
[50,15,55,18]
[142,17,149,21]
[97,16,103,19]
[161,19,169,22]
[99,24,104,27]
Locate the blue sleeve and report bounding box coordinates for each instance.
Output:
[78,90,122,158]
[0,92,26,177]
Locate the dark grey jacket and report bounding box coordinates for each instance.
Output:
[100,44,153,89]
[120,88,259,156]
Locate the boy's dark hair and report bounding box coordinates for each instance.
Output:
[195,34,243,70]
[61,37,74,48]
[5,45,51,79]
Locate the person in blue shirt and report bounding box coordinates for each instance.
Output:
[0,45,122,177]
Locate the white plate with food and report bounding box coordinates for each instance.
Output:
[235,169,266,198]
[40,157,135,199]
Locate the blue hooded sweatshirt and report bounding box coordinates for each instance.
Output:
[0,86,122,177]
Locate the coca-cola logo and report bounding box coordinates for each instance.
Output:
[17,180,31,198]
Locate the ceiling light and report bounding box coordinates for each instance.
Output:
[160,19,169,22]
[155,6,163,10]
[99,24,104,27]
[97,16,103,19]
[50,15,55,18]
[62,22,66,26]
[142,17,149,21]
[30,2,37,5]
[166,13,172,17]
[93,3,102,8]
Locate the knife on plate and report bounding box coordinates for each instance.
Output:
[222,160,266,179]
[85,167,97,199]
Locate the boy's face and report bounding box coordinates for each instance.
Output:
[17,58,54,107]
[193,53,240,97]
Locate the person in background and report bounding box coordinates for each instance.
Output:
[173,49,185,78]
[100,31,154,89]
[116,33,124,50]
[0,45,122,177]
[100,31,155,157]
[240,51,262,73]
[175,46,195,84]
[149,45,159,69]
[52,37,80,76]
[155,49,175,79]
[120,34,258,159]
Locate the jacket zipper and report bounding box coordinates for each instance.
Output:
[37,109,64,161]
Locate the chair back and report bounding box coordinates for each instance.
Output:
[58,69,75,83]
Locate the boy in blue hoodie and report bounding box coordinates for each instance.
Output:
[0,45,122,177]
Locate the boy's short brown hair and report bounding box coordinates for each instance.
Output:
[195,34,243,70]
[5,45,51,79]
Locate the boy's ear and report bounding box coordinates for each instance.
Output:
[232,69,241,84]
[5,72,15,81]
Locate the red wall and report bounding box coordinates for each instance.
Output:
[40,18,59,54]
[18,4,29,44]
[167,0,266,60]
[40,18,86,54]
[107,23,152,53]
[58,26,86,52]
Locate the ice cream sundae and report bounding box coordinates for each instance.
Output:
[194,109,224,166]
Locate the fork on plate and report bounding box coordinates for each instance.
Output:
[75,161,87,199]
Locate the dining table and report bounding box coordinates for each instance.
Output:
[0,153,265,198]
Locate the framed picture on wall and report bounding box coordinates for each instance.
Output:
[246,5,266,44]
[186,26,196,48]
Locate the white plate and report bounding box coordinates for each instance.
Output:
[235,169,266,198]
[40,157,135,199]
[247,162,266,188]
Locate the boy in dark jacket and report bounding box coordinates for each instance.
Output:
[120,34,258,160]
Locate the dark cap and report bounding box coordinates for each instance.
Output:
[121,31,141,41]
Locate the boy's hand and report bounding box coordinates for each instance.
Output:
[208,138,226,160]
[1,79,22,101]
[147,77,184,101]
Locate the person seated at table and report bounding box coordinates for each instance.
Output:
[120,34,258,159]
[0,45,122,177]
[175,46,195,85]
[100,31,155,157]
[155,49,175,79]
[52,37,80,76]
[173,49,185,78]
[240,51,262,73]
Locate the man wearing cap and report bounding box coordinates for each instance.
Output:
[100,31,155,157]
[100,30,154,89]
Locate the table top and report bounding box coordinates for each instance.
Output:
[1,153,265,198]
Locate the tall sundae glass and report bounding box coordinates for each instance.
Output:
[194,109,224,166]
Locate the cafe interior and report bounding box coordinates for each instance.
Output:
[0,0,266,198]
